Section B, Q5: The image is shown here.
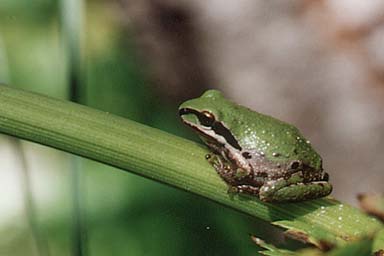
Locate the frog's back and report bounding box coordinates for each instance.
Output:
[219,101,321,168]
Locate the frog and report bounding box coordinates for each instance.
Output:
[179,90,332,202]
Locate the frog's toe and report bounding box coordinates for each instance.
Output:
[227,185,238,194]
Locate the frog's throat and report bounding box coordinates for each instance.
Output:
[180,118,251,172]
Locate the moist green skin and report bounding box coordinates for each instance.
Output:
[179,90,332,202]
[180,90,321,168]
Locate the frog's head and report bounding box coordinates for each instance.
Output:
[179,89,224,124]
[179,90,242,150]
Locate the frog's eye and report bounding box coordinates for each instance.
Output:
[289,160,302,170]
[199,111,215,127]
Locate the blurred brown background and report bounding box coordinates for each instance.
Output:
[123,0,384,203]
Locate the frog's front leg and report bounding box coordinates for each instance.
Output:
[206,153,230,182]
[259,173,332,202]
[206,153,259,195]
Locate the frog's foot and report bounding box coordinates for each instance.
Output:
[206,153,235,182]
[225,185,259,199]
[235,185,259,196]
[259,180,332,202]
[205,153,225,173]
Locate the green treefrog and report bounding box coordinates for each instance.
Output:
[179,90,332,202]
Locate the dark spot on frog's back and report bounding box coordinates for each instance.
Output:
[212,121,242,150]
[242,152,252,159]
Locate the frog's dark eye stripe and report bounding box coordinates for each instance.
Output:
[178,108,192,116]
[212,122,242,151]
[179,108,215,127]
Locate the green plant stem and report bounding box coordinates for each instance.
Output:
[0,85,382,248]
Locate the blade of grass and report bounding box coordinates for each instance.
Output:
[10,138,51,256]
[0,84,382,248]
[60,0,87,255]
[0,35,50,256]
